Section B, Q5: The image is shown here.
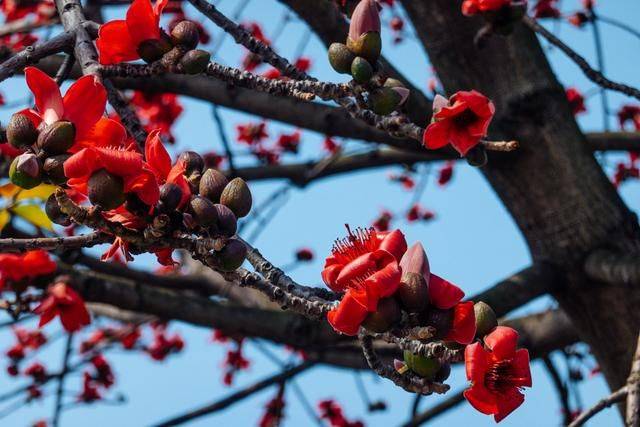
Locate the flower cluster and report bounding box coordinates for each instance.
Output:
[318,399,364,427]
[0,249,56,290]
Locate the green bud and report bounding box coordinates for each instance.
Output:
[397,272,429,313]
[403,350,441,380]
[37,121,75,155]
[45,194,71,226]
[369,87,402,115]
[362,297,401,333]
[346,31,382,63]
[220,177,252,218]
[171,20,200,50]
[43,154,70,185]
[87,169,126,210]
[328,43,356,74]
[9,153,42,189]
[474,301,498,338]
[350,56,374,84]
[199,168,229,203]
[189,195,218,227]
[7,113,38,148]
[180,49,211,74]
[216,239,247,272]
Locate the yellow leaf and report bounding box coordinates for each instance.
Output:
[16,184,56,202]
[0,210,10,231]
[0,183,20,199]
[12,204,53,231]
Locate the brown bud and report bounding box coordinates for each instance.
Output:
[178,151,205,176]
[199,168,228,203]
[362,297,401,333]
[216,239,247,272]
[125,193,150,217]
[434,363,451,383]
[87,169,126,210]
[37,121,75,155]
[397,272,429,313]
[213,203,237,237]
[158,182,183,213]
[45,194,71,226]
[7,113,38,148]
[43,154,70,185]
[180,49,211,74]
[350,56,373,84]
[9,153,42,189]
[403,350,441,380]
[220,177,252,218]
[137,38,172,63]
[421,308,453,339]
[171,20,200,50]
[465,145,488,167]
[189,195,218,227]
[474,301,498,338]
[328,43,355,74]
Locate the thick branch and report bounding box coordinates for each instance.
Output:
[585,250,640,286]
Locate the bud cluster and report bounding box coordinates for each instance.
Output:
[139,20,211,74]
[327,0,410,115]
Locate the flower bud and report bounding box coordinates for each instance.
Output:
[45,194,71,226]
[189,195,218,227]
[350,56,373,84]
[87,169,126,210]
[213,203,237,237]
[215,239,247,272]
[328,43,356,74]
[403,350,441,380]
[220,177,252,218]
[37,121,75,155]
[421,307,453,339]
[383,78,405,89]
[171,21,200,50]
[348,0,381,41]
[347,32,382,63]
[369,87,402,115]
[474,301,498,338]
[199,168,228,203]
[362,297,401,333]
[125,193,150,216]
[180,49,210,74]
[158,182,183,213]
[137,38,172,63]
[7,113,38,148]
[9,153,42,189]
[465,144,488,167]
[42,154,70,185]
[397,273,429,313]
[434,363,451,383]
[178,151,205,176]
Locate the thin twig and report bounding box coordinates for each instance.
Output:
[568,386,628,427]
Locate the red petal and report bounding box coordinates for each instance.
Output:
[145,129,171,179]
[512,349,532,387]
[494,388,525,422]
[378,229,407,261]
[153,0,168,16]
[465,342,489,382]
[464,384,499,416]
[74,117,127,151]
[95,147,144,176]
[64,147,101,179]
[423,120,451,150]
[326,290,369,336]
[127,0,160,44]
[428,273,464,309]
[449,126,481,156]
[124,168,160,206]
[24,67,63,124]
[365,259,401,302]
[484,326,519,360]
[97,20,140,64]
[445,301,476,344]
[321,264,345,292]
[335,252,378,288]
[62,75,107,136]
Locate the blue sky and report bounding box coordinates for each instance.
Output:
[1,0,640,426]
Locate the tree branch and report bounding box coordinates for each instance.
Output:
[585,249,640,286]
[569,386,628,427]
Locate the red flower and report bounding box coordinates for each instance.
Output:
[406,204,435,223]
[96,0,168,64]
[464,326,532,422]
[566,87,586,115]
[236,122,268,146]
[22,67,115,150]
[438,161,454,186]
[145,130,191,208]
[0,250,56,289]
[318,399,364,427]
[618,105,640,131]
[445,301,476,344]
[130,92,183,143]
[295,248,314,262]
[322,227,406,335]
[462,0,512,16]
[78,372,101,402]
[567,12,589,28]
[276,131,302,153]
[24,362,47,382]
[423,91,495,156]
[34,282,91,332]
[533,0,561,19]
[372,210,393,232]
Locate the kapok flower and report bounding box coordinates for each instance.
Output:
[423,91,495,156]
[34,282,91,332]
[144,129,191,208]
[0,250,56,289]
[22,67,116,149]
[445,301,476,345]
[462,0,512,16]
[322,226,407,335]
[96,0,168,64]
[464,326,532,422]
[566,87,586,115]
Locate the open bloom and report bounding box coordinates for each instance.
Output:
[0,250,56,289]
[322,227,407,335]
[96,0,168,64]
[462,0,512,16]
[144,129,191,207]
[423,91,495,156]
[464,326,532,422]
[34,282,91,332]
[22,67,116,149]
